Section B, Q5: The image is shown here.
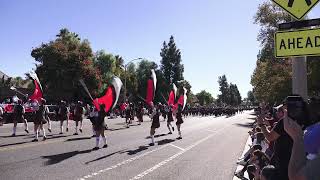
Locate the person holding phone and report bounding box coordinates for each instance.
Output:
[284,109,320,180]
[257,103,292,180]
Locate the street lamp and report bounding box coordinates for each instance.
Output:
[124,57,143,102]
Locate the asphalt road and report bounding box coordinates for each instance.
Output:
[0,111,255,180]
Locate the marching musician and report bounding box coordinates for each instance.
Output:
[167,104,174,134]
[73,101,84,135]
[32,98,48,142]
[12,99,29,136]
[92,104,108,150]
[175,104,184,140]
[57,100,69,134]
[149,102,160,146]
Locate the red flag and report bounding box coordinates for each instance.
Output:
[93,76,122,112]
[29,79,43,103]
[173,87,187,111]
[28,72,43,103]
[167,83,177,105]
[146,69,157,106]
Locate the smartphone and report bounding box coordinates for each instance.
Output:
[286,96,307,126]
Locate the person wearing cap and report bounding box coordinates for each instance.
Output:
[12,99,29,136]
[284,109,320,180]
[32,98,48,142]
[257,103,292,180]
[57,100,69,134]
[73,101,84,135]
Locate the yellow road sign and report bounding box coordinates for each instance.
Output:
[275,28,320,57]
[272,0,319,20]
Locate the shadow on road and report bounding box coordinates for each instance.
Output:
[42,149,92,165]
[0,141,29,148]
[129,124,141,127]
[157,139,175,145]
[123,145,149,155]
[65,137,92,142]
[0,134,30,138]
[145,133,168,139]
[46,135,70,140]
[85,150,127,165]
[233,122,254,128]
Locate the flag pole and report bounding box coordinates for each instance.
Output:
[79,79,94,101]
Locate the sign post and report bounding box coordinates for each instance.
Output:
[292,56,308,100]
[272,0,320,100]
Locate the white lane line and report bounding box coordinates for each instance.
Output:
[169,144,185,151]
[77,144,170,180]
[129,127,227,180]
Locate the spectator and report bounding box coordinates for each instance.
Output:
[247,164,259,180]
[284,109,320,180]
[257,104,292,180]
[250,150,270,170]
[260,165,278,180]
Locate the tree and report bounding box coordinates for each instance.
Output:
[307,56,320,96]
[251,2,293,103]
[125,62,138,99]
[114,55,125,77]
[136,59,159,102]
[254,2,291,62]
[31,28,101,102]
[177,80,192,96]
[196,90,214,106]
[187,91,198,105]
[251,60,292,103]
[247,90,255,105]
[10,76,31,88]
[93,50,117,95]
[229,83,242,106]
[217,75,229,105]
[160,36,184,86]
[217,75,242,106]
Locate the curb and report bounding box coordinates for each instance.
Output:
[232,136,251,180]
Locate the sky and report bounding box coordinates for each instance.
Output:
[1,0,320,98]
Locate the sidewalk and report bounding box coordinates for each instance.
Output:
[233,136,251,180]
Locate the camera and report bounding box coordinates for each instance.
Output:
[286,95,309,127]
